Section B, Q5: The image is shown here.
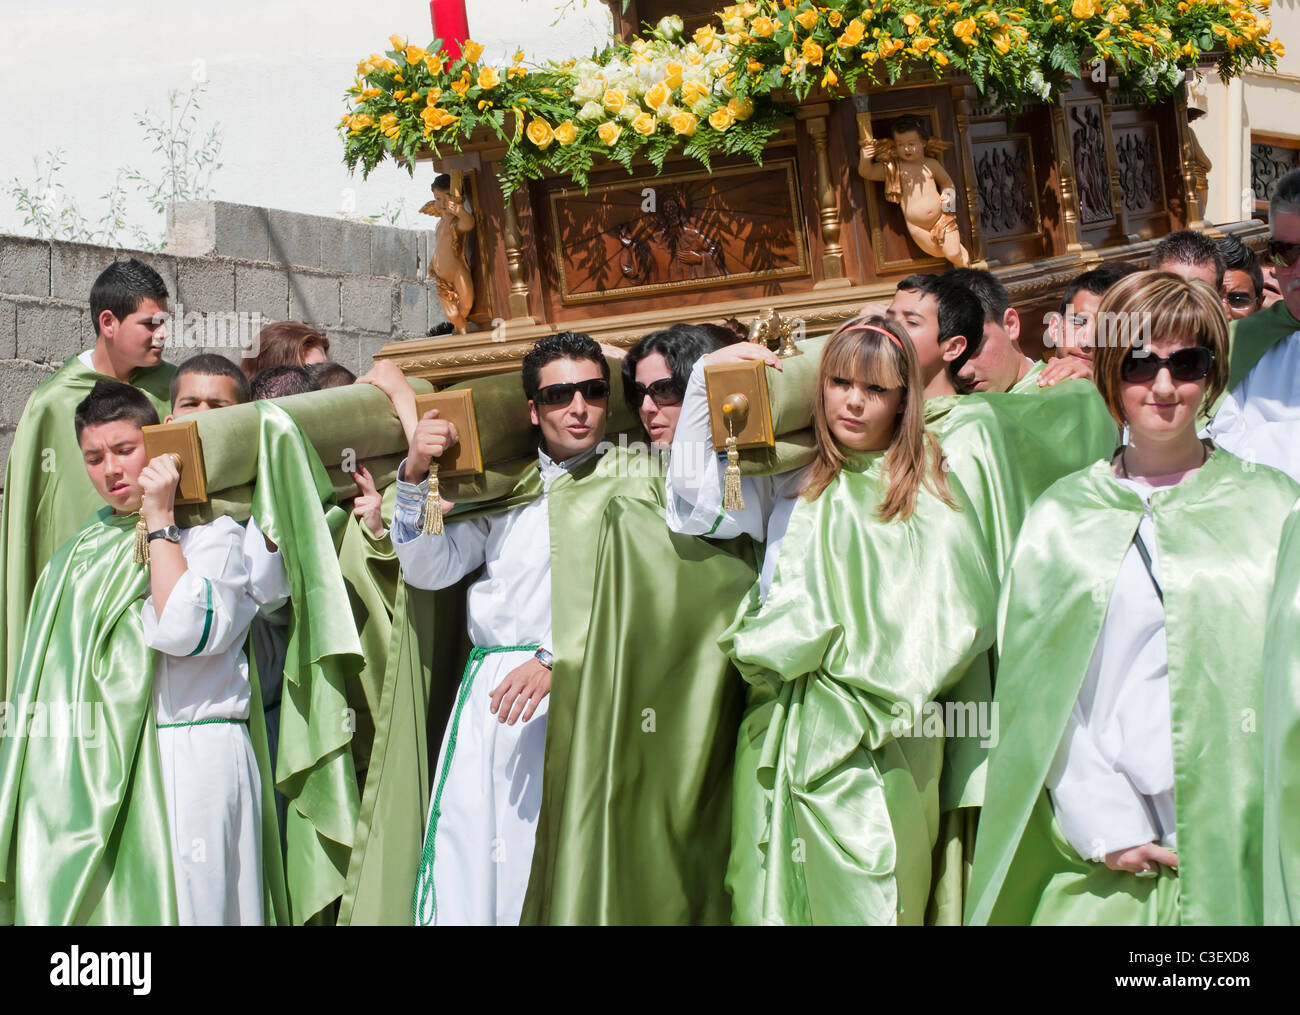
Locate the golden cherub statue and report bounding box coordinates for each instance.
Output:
[858,113,971,268]
[419,171,475,333]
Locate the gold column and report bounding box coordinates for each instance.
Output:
[953,87,988,266]
[501,183,534,323]
[1050,101,1085,254]
[799,105,851,289]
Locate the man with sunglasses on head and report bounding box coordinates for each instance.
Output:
[1210,168,1300,480]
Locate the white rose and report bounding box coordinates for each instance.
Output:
[577,100,605,121]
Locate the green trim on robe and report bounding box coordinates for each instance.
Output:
[966,450,1300,926]
[1,354,174,699]
[1262,500,1300,926]
[250,402,366,924]
[520,450,759,925]
[0,507,286,925]
[720,450,998,925]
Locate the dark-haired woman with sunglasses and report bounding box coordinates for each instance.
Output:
[968,271,1300,926]
[620,324,728,447]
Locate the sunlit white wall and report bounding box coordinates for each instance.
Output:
[0,0,612,242]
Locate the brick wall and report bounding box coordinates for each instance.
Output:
[0,200,445,492]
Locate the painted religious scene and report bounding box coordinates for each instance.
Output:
[3,0,1300,964]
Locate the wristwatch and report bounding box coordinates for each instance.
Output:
[147,524,181,544]
[533,649,554,670]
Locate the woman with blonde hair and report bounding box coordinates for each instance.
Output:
[968,271,1300,926]
[242,321,330,380]
[667,317,998,924]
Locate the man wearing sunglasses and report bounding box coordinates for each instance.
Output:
[1210,168,1300,480]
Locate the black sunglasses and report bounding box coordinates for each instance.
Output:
[534,378,610,406]
[1223,290,1259,310]
[630,377,684,408]
[1120,346,1214,384]
[1267,239,1300,269]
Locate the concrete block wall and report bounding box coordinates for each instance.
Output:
[0,201,446,492]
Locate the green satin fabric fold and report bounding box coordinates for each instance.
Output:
[520,467,759,925]
[0,510,175,925]
[1,356,173,700]
[967,451,1300,925]
[721,451,998,925]
[1262,500,1300,925]
[250,402,365,924]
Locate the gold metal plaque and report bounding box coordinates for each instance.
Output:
[413,389,484,478]
[704,360,775,451]
[142,419,208,505]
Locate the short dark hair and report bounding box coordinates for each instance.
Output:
[896,273,985,381]
[521,331,609,402]
[75,379,160,441]
[621,323,726,416]
[943,267,1010,324]
[1150,229,1226,289]
[170,353,252,408]
[89,258,169,338]
[889,113,931,141]
[433,173,452,192]
[1058,261,1142,318]
[308,360,357,389]
[251,364,320,400]
[1216,234,1264,300]
[1269,167,1300,219]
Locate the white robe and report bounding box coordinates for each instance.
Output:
[392,448,594,926]
[666,361,805,601]
[1047,477,1177,862]
[140,515,264,925]
[1211,329,1300,481]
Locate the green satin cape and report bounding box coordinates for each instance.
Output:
[1262,500,1300,925]
[250,402,365,924]
[966,450,1300,926]
[0,508,287,925]
[1,355,174,699]
[520,451,759,925]
[721,450,998,925]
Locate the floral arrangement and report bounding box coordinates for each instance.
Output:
[340,1,1281,197]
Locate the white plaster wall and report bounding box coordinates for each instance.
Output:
[1192,0,1300,223]
[0,0,611,242]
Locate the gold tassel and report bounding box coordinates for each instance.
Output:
[724,418,745,511]
[134,514,150,566]
[421,462,445,535]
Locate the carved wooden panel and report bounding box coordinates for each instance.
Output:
[970,134,1040,241]
[1065,99,1114,226]
[547,159,809,305]
[1113,123,1166,219]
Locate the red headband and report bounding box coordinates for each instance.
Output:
[844,323,906,352]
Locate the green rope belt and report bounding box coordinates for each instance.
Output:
[156,717,249,729]
[412,643,540,927]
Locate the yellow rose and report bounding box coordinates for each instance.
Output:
[632,111,657,136]
[451,73,471,97]
[953,17,978,38]
[727,96,755,120]
[526,118,554,149]
[903,12,922,35]
[669,110,699,136]
[1271,38,1286,56]
[682,80,709,104]
[405,45,427,64]
[913,36,935,53]
[645,81,671,109]
[426,87,443,104]
[665,61,685,89]
[839,20,865,47]
[794,8,819,31]
[424,54,444,75]
[389,35,407,51]
[351,114,374,130]
[553,120,578,145]
[802,37,824,65]
[934,50,950,66]
[461,40,485,63]
[379,112,400,138]
[747,59,764,73]
[393,90,407,101]
[598,120,623,146]
[478,66,501,89]
[828,11,843,28]
[603,88,627,112]
[694,25,719,52]
[751,15,776,37]
[708,107,735,131]
[1071,0,1098,17]
[992,31,1011,54]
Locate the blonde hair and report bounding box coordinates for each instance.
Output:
[799,316,957,521]
[1093,270,1229,426]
